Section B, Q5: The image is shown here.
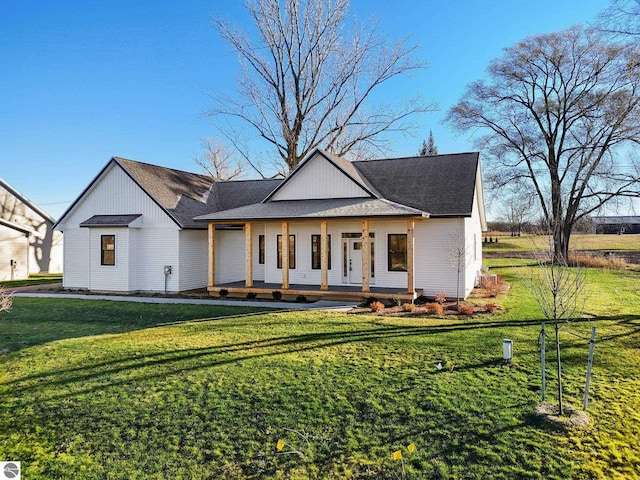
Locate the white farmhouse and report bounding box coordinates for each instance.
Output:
[56,149,486,301]
[0,178,63,280]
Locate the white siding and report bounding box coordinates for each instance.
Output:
[270,153,370,201]
[132,227,179,292]
[61,228,89,289]
[216,230,245,284]
[252,223,266,282]
[258,219,410,290]
[0,181,63,276]
[89,228,130,291]
[463,191,484,296]
[57,164,176,230]
[57,162,186,292]
[0,227,29,280]
[179,229,208,291]
[414,218,465,299]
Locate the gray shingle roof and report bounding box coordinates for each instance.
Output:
[80,214,142,227]
[114,158,282,229]
[194,198,425,222]
[352,152,480,216]
[58,150,481,229]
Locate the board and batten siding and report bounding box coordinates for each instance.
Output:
[57,162,186,292]
[179,229,208,291]
[269,153,370,201]
[58,164,178,229]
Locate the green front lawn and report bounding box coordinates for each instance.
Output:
[0,268,638,479]
[0,273,63,289]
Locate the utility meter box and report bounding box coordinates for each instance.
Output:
[503,339,513,361]
[164,265,172,275]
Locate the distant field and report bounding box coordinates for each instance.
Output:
[483,233,640,253]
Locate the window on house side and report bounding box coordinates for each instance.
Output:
[311,234,331,270]
[388,234,407,271]
[258,235,265,264]
[277,234,296,269]
[101,235,116,266]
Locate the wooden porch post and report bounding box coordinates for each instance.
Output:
[320,220,329,290]
[407,218,415,295]
[281,221,289,289]
[208,223,216,287]
[245,222,253,288]
[361,219,370,293]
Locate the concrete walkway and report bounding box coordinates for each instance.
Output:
[11,286,358,312]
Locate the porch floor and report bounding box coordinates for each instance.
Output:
[208,281,421,302]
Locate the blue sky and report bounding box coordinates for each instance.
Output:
[1,0,610,220]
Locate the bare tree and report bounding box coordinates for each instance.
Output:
[194,138,245,180]
[501,192,534,236]
[418,129,438,156]
[521,238,587,416]
[447,232,470,308]
[212,0,434,173]
[447,25,640,263]
[596,0,640,37]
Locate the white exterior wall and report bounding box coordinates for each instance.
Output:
[179,229,208,291]
[88,227,130,291]
[216,216,481,299]
[464,192,484,296]
[130,226,180,292]
[61,228,89,289]
[270,153,369,201]
[252,223,266,282]
[0,227,29,280]
[57,163,190,292]
[257,219,412,290]
[215,229,245,284]
[414,218,464,299]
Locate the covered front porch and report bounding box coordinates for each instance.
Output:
[205,217,422,302]
[208,280,422,303]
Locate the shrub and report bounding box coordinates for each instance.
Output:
[484,303,498,314]
[435,291,447,304]
[272,291,282,301]
[425,302,444,315]
[370,301,385,312]
[390,297,402,307]
[295,295,307,303]
[246,292,257,300]
[219,288,229,298]
[457,304,474,316]
[402,303,416,312]
[362,297,378,306]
